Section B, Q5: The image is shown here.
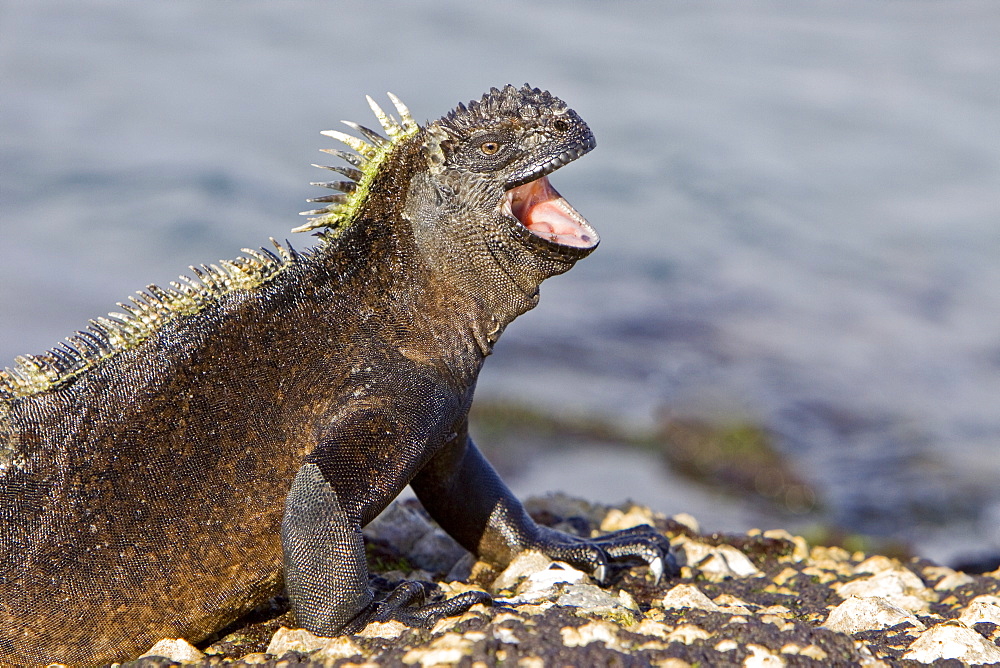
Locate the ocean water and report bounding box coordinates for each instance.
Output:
[2,1,999,564]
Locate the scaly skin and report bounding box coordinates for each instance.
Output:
[0,85,675,667]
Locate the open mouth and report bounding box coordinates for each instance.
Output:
[502,175,599,250]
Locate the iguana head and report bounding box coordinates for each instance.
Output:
[420,84,599,261]
[302,85,600,281]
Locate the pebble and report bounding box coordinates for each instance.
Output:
[712,593,751,614]
[363,502,429,553]
[491,551,558,593]
[357,620,408,639]
[560,620,623,650]
[139,638,205,663]
[670,513,701,533]
[665,624,711,644]
[958,596,1000,626]
[312,636,364,662]
[744,643,786,667]
[822,595,926,634]
[599,505,658,532]
[675,538,761,580]
[556,583,628,614]
[834,566,932,612]
[404,631,479,665]
[661,583,721,612]
[903,620,1000,663]
[265,627,331,655]
[931,568,976,590]
[515,562,588,601]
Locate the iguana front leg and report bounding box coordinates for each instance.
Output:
[282,461,491,635]
[281,462,372,633]
[411,422,677,585]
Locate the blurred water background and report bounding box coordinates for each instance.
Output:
[2,1,998,565]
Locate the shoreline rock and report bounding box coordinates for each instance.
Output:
[129,496,1000,667]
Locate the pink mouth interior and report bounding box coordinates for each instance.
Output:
[505,176,597,248]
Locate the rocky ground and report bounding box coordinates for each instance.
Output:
[126,495,1000,668]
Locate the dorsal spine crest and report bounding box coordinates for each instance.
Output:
[1,92,415,400]
[0,239,296,400]
[293,92,420,235]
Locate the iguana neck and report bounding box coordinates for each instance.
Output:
[401,172,565,361]
[307,216,533,396]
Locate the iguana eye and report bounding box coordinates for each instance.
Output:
[553,119,569,132]
[480,141,501,155]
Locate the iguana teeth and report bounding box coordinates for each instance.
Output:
[319,130,377,159]
[387,92,418,133]
[340,121,387,148]
[311,164,363,181]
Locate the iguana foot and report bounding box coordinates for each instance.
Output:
[342,581,492,634]
[530,524,678,585]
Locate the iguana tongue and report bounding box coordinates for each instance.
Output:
[508,176,596,248]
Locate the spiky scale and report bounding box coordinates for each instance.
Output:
[306,193,350,205]
[241,248,271,267]
[258,245,282,264]
[138,290,163,309]
[309,181,356,194]
[56,341,82,359]
[270,238,294,262]
[366,95,402,138]
[169,280,195,297]
[296,208,341,220]
[387,92,418,133]
[311,164,363,182]
[319,149,366,168]
[73,330,106,354]
[319,130,377,159]
[147,285,172,304]
[124,297,147,313]
[340,121,387,148]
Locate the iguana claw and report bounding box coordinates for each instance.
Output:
[343,582,491,634]
[522,523,677,587]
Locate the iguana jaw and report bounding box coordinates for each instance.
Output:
[503,175,599,250]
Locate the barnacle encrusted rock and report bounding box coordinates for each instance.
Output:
[147,496,1000,666]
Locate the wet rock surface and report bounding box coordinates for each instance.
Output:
[123,496,1000,667]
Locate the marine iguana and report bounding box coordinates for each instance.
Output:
[0,84,675,666]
